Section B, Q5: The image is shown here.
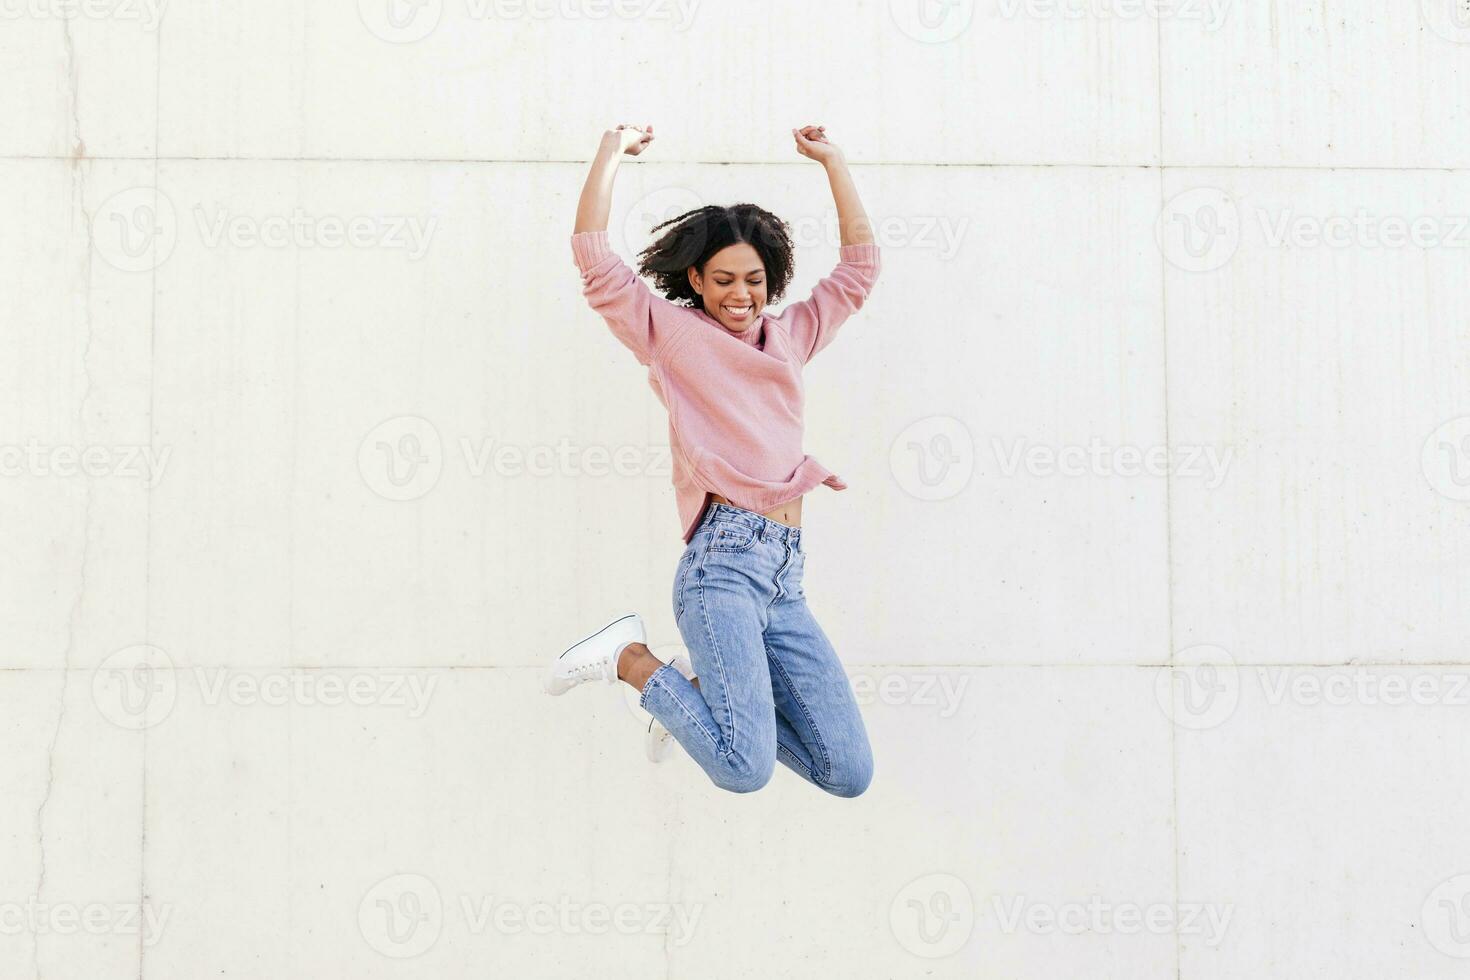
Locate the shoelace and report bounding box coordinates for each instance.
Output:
[568,658,610,681]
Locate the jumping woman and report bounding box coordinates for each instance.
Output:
[543,122,880,798]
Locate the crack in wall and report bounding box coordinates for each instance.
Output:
[33,19,96,978]
[61,14,86,161]
[32,671,70,980]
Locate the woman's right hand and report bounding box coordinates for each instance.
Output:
[602,123,654,157]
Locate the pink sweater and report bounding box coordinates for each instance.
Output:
[571,229,881,544]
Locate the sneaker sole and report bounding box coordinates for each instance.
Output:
[646,718,674,763]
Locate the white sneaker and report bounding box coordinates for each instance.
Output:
[646,717,676,762]
[543,613,645,696]
[645,653,695,763]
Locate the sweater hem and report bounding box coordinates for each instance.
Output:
[837,242,880,267]
[677,452,847,543]
[570,229,613,271]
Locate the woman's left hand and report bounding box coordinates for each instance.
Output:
[792,124,844,165]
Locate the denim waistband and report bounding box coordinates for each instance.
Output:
[701,501,802,548]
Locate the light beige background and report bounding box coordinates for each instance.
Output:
[4,1,1470,977]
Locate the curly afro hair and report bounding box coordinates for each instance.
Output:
[635,203,795,309]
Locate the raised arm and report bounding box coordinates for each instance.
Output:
[574,124,652,234]
[793,125,875,247]
[571,125,686,367]
[778,126,881,363]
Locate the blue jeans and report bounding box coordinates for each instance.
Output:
[639,502,874,797]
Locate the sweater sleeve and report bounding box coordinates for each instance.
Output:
[775,243,881,365]
[571,230,682,367]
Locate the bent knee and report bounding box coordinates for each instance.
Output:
[712,751,776,795]
[823,754,873,799]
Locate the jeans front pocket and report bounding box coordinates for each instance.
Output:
[708,521,759,554]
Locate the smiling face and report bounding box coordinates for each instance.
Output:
[688,242,768,333]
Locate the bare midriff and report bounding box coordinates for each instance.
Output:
[708,492,802,528]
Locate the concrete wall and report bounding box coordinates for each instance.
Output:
[4,1,1470,977]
